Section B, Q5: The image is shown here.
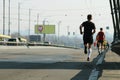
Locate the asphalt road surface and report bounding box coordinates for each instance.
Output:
[0,46,119,80]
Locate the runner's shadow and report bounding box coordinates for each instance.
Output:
[71,54,99,80]
[0,61,95,80]
[0,53,119,80]
[0,55,98,80]
[0,61,94,69]
[71,49,120,80]
[71,62,94,80]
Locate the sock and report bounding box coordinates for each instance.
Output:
[88,48,92,58]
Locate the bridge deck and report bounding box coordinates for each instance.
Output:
[0,46,119,80]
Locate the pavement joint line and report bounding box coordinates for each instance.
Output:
[96,52,105,65]
[88,48,109,80]
[88,68,99,80]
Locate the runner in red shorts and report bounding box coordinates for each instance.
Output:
[96,28,105,54]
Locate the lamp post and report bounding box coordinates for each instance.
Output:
[8,0,10,35]
[67,26,70,46]
[58,21,61,43]
[18,2,20,37]
[37,13,39,25]
[67,26,70,36]
[3,0,5,35]
[42,19,49,42]
[43,20,45,42]
[28,9,31,38]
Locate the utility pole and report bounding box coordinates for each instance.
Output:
[8,0,10,35]
[18,2,20,37]
[28,8,31,41]
[58,21,61,43]
[3,0,5,35]
[43,20,45,42]
[37,13,39,25]
[37,13,39,42]
[67,26,70,46]
[67,26,70,36]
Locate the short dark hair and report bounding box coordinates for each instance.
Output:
[100,28,103,30]
[87,14,92,20]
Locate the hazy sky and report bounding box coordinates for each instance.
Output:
[0,0,113,36]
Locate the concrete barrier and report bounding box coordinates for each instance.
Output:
[88,48,109,80]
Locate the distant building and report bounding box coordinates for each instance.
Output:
[29,35,41,42]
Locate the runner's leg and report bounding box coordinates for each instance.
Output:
[97,42,100,53]
[84,43,87,54]
[87,43,93,61]
[101,40,104,52]
[83,37,87,54]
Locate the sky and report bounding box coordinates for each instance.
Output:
[0,0,113,37]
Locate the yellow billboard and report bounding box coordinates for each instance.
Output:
[35,25,55,34]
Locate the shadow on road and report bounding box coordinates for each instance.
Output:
[111,42,120,56]
[0,61,94,69]
[0,61,95,80]
[0,55,119,80]
[0,54,95,80]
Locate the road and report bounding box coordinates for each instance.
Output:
[0,46,119,80]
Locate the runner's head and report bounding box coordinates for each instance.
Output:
[87,14,92,21]
[100,28,103,31]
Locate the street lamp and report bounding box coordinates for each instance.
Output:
[43,19,46,42]
[67,26,70,36]
[28,9,31,38]
[58,21,61,43]
[37,13,39,25]
[8,0,10,35]
[18,2,20,37]
[3,0,5,35]
[42,18,49,42]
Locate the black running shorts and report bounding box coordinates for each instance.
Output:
[83,36,93,44]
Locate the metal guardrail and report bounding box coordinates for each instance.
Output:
[0,41,80,49]
[0,41,27,46]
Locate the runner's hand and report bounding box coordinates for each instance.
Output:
[80,31,83,34]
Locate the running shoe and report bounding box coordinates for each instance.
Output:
[87,57,90,61]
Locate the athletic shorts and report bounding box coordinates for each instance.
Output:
[98,40,103,44]
[83,36,93,44]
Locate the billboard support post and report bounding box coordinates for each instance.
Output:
[43,20,46,42]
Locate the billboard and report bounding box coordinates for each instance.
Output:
[35,25,55,34]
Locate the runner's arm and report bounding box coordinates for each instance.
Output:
[103,32,105,40]
[92,28,96,35]
[79,25,83,34]
[96,33,99,41]
[92,23,96,35]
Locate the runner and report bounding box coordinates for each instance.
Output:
[103,39,109,50]
[96,28,105,54]
[80,14,96,61]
